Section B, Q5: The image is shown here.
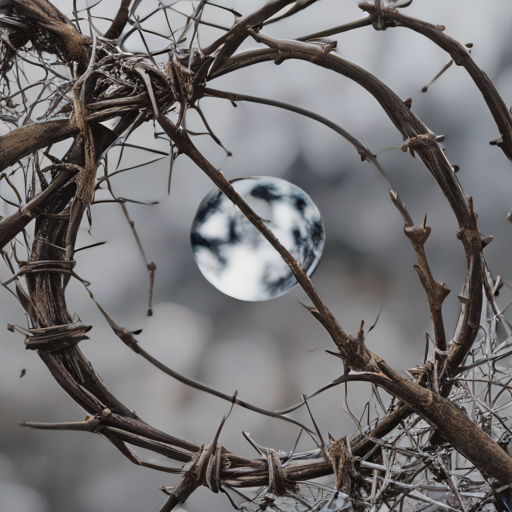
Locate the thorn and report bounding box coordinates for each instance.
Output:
[20,369,26,378]
[437,25,445,31]
[367,301,385,334]
[480,234,494,248]
[7,323,14,332]
[359,319,365,332]
[465,43,473,48]
[299,300,320,319]
[325,349,343,359]
[404,97,412,109]
[421,59,454,93]
[423,214,427,228]
[452,165,459,173]
[506,213,512,224]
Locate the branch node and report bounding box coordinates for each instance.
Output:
[325,436,352,494]
[11,318,92,352]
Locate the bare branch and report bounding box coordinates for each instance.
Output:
[358,2,512,161]
[212,47,486,378]
[0,119,77,172]
[104,0,132,40]
[201,87,393,189]
[151,103,512,484]
[390,192,450,368]
[203,0,296,76]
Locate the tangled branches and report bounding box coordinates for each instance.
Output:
[1,0,512,511]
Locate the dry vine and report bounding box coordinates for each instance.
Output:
[1,0,512,511]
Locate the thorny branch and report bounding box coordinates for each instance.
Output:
[1,0,512,510]
[357,1,512,160]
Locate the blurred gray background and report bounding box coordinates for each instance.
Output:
[1,0,512,510]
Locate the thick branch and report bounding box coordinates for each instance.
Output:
[203,0,295,76]
[104,0,132,40]
[6,1,510,501]
[0,119,77,172]
[11,0,91,73]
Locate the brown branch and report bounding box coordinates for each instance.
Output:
[0,119,77,172]
[161,44,510,482]
[358,3,512,161]
[150,105,512,484]
[0,118,119,248]
[389,191,450,383]
[446,202,487,375]
[216,49,470,223]
[104,0,132,40]
[0,164,78,249]
[64,73,99,260]
[5,1,511,503]
[91,295,313,432]
[200,87,392,188]
[0,107,146,175]
[202,0,296,76]
[211,47,485,377]
[11,0,91,73]
[22,147,204,469]
[155,113,373,372]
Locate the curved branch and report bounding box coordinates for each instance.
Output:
[6,1,510,503]
[11,0,91,73]
[153,108,512,484]
[200,87,393,189]
[202,0,296,76]
[104,0,132,40]
[214,48,472,226]
[210,47,484,374]
[91,293,312,432]
[358,3,512,161]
